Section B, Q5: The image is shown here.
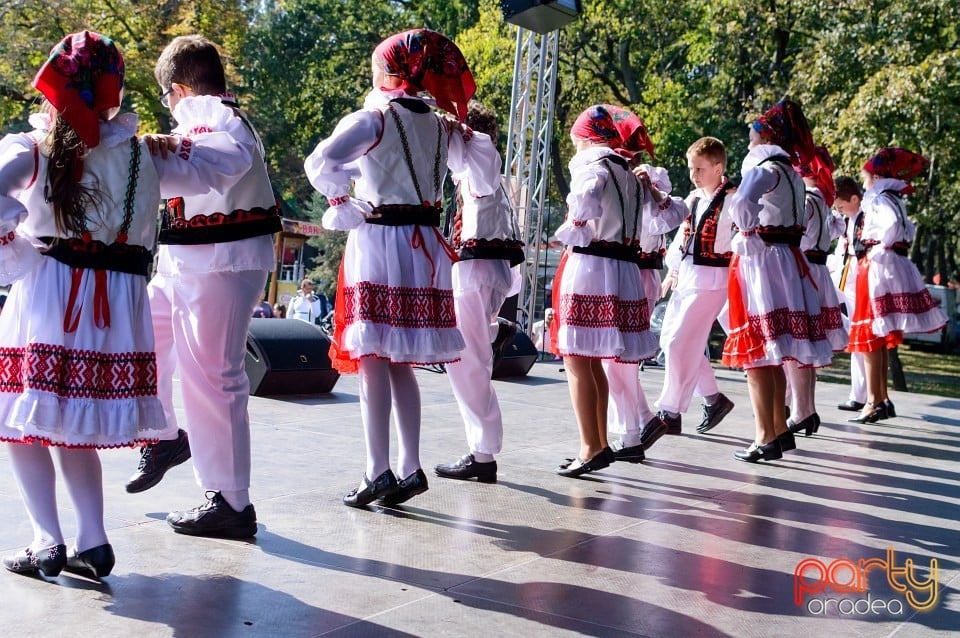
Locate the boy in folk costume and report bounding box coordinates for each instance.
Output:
[434,101,524,484]
[829,176,867,412]
[847,148,946,424]
[126,35,282,539]
[603,116,687,463]
[723,100,834,463]
[653,137,737,445]
[549,104,660,477]
[784,146,848,437]
[305,30,500,506]
[0,31,249,577]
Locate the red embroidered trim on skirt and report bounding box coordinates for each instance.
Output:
[343,281,456,329]
[0,344,158,399]
[748,308,827,343]
[1,435,158,449]
[558,293,650,333]
[874,290,940,317]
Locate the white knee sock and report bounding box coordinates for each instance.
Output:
[53,447,108,552]
[7,442,63,550]
[389,363,422,479]
[358,357,393,484]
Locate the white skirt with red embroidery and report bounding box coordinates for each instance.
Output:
[865,250,947,338]
[554,252,658,363]
[337,223,465,365]
[0,255,171,448]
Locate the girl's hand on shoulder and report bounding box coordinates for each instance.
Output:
[142,134,180,159]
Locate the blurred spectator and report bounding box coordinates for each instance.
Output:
[287,278,328,324]
[272,303,286,319]
[252,290,273,318]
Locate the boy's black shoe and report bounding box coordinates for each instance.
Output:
[697,393,735,434]
[639,416,668,450]
[435,454,498,483]
[167,492,257,538]
[125,429,191,493]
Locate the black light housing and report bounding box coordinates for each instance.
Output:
[500,0,583,34]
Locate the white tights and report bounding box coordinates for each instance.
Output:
[358,358,422,482]
[7,441,108,553]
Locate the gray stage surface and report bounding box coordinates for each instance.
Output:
[0,361,957,637]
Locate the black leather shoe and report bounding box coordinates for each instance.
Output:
[639,416,668,450]
[167,492,257,538]
[557,447,612,478]
[434,454,497,483]
[343,469,399,507]
[837,399,865,412]
[65,544,115,579]
[882,399,896,419]
[660,412,682,435]
[848,402,887,424]
[777,430,797,452]
[3,544,67,577]
[734,440,783,463]
[380,469,429,506]
[125,429,191,493]
[611,441,644,463]
[787,413,820,437]
[697,394,734,434]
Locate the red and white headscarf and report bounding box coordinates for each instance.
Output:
[863,147,928,193]
[751,99,816,168]
[32,30,125,148]
[571,104,655,160]
[796,145,836,207]
[373,29,475,121]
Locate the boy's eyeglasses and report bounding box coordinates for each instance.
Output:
[159,84,191,108]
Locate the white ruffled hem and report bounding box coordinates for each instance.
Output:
[0,232,43,285]
[171,95,238,135]
[341,321,465,365]
[0,390,172,448]
[558,327,658,363]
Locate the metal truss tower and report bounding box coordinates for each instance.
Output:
[502,27,561,331]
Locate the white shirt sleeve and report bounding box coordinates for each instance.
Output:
[151,129,253,199]
[556,163,607,246]
[447,127,501,197]
[304,110,383,198]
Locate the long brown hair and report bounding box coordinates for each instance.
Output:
[44,108,102,237]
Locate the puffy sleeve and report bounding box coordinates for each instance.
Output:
[153,96,254,197]
[304,109,382,231]
[447,126,501,197]
[729,165,778,256]
[828,210,846,240]
[556,162,607,246]
[664,221,686,272]
[863,194,905,248]
[0,133,43,284]
[637,164,686,235]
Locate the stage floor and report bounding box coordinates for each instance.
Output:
[1,361,957,637]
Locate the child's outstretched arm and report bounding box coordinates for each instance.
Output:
[0,133,43,284]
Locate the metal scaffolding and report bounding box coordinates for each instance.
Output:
[502,27,561,331]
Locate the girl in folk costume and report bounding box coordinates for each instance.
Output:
[723,100,834,463]
[0,31,248,578]
[550,104,661,477]
[304,30,500,507]
[847,148,946,424]
[785,146,848,437]
[603,115,687,464]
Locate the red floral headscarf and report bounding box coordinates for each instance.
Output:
[571,104,655,160]
[32,31,125,148]
[373,29,475,121]
[752,99,816,168]
[863,147,928,181]
[796,145,836,207]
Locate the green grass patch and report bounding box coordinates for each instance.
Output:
[816,346,960,398]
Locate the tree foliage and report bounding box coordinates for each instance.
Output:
[1,0,957,281]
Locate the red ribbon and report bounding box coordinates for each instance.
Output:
[63,268,111,333]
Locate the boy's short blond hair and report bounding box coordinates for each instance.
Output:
[686,136,726,168]
[155,35,227,95]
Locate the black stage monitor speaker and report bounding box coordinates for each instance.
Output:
[245,318,339,396]
[492,328,538,379]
